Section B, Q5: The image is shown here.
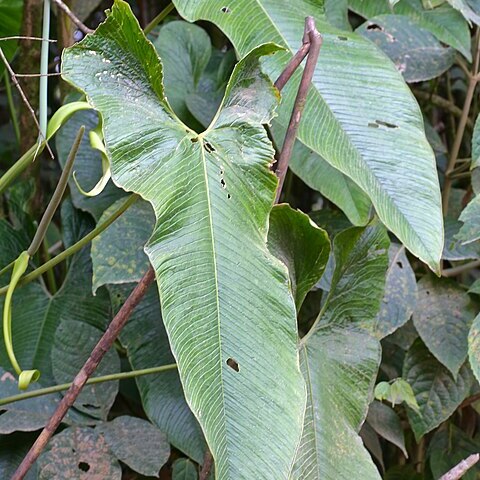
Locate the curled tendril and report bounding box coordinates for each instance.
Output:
[73,120,111,197]
[3,251,41,390]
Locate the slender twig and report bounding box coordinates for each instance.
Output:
[413,90,474,129]
[0,363,177,407]
[12,267,156,480]
[442,259,480,277]
[0,195,138,296]
[0,46,53,158]
[0,36,56,42]
[52,0,93,34]
[199,451,214,480]
[15,72,62,77]
[274,17,322,202]
[28,126,84,256]
[144,3,175,35]
[39,0,51,139]
[460,392,480,408]
[439,454,480,480]
[443,30,480,214]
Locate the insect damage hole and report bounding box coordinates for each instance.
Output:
[204,142,215,153]
[368,120,399,129]
[226,357,239,372]
[78,462,90,472]
[396,261,403,269]
[221,6,231,13]
[220,178,226,188]
[366,23,383,32]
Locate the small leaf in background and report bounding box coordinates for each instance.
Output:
[403,339,472,439]
[349,0,472,60]
[413,276,476,377]
[456,195,480,245]
[172,458,199,480]
[443,217,480,260]
[98,416,170,477]
[357,15,456,83]
[468,313,480,383]
[0,368,60,434]
[56,107,126,221]
[325,0,352,30]
[0,433,37,480]
[112,284,206,464]
[153,20,235,130]
[367,401,408,457]
[374,379,419,412]
[52,320,120,420]
[318,224,389,332]
[38,427,122,479]
[268,205,330,310]
[446,0,480,24]
[428,425,480,480]
[374,244,417,339]
[0,0,23,77]
[91,198,154,293]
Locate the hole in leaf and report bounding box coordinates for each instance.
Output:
[221,6,231,13]
[78,462,90,472]
[191,137,199,143]
[220,179,226,188]
[0,410,6,417]
[337,36,348,41]
[396,261,403,269]
[366,23,382,31]
[368,120,398,129]
[376,120,398,129]
[82,403,100,410]
[204,142,215,153]
[226,357,239,371]
[227,193,231,199]
[426,290,430,295]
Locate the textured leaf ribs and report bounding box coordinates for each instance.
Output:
[62,2,306,479]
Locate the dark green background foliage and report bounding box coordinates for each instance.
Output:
[1,0,480,478]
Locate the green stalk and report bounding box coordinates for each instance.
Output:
[39,0,51,139]
[0,363,177,407]
[0,194,138,296]
[4,70,20,144]
[0,143,45,195]
[144,3,174,35]
[28,126,84,256]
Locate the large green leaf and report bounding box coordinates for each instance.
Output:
[374,244,417,339]
[268,204,330,309]
[357,15,455,83]
[173,0,444,272]
[271,126,372,226]
[62,3,305,478]
[293,327,381,480]
[413,276,476,377]
[112,284,206,464]
[348,0,471,60]
[291,225,388,479]
[403,339,472,439]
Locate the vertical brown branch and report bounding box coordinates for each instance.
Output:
[12,268,155,480]
[274,17,322,203]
